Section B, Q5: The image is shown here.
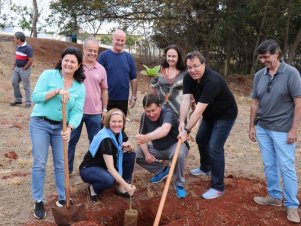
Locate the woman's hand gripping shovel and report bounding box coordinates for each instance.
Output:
[52,99,86,225]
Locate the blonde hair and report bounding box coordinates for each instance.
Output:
[103,108,126,128]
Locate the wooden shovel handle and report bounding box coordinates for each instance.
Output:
[153,139,182,226]
[62,101,71,209]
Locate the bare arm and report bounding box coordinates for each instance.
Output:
[135,123,172,144]
[138,142,156,164]
[249,99,259,142]
[23,57,33,70]
[103,154,135,195]
[179,94,192,132]
[178,102,207,141]
[129,78,138,108]
[101,88,109,119]
[288,97,301,144]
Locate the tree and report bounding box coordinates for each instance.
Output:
[31,0,38,37]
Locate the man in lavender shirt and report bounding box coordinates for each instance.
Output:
[68,36,108,174]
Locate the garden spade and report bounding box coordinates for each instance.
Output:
[52,101,86,225]
[153,139,182,226]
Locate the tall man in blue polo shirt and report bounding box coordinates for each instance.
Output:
[10,31,34,108]
[249,39,301,224]
[98,29,137,116]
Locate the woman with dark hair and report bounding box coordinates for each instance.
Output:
[30,47,86,220]
[151,44,187,116]
[79,108,136,202]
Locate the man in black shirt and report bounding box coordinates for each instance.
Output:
[178,51,237,199]
[135,93,189,199]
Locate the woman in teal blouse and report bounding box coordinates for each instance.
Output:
[30,47,86,220]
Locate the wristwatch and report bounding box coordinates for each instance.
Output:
[103,108,108,113]
[131,96,137,101]
[184,127,191,134]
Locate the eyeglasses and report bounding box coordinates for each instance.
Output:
[267,77,274,93]
[187,63,202,71]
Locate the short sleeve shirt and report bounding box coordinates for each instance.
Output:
[183,67,237,120]
[140,107,179,150]
[83,62,108,114]
[251,61,301,132]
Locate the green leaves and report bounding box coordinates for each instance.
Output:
[140,65,161,77]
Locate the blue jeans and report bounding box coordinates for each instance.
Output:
[79,152,136,195]
[30,117,65,201]
[256,125,299,208]
[12,67,31,104]
[196,118,235,191]
[68,114,102,173]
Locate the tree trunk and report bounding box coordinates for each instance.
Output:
[250,0,270,75]
[283,0,292,60]
[31,0,38,37]
[287,26,301,64]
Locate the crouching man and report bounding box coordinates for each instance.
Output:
[135,93,189,198]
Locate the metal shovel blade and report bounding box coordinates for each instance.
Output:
[52,203,86,226]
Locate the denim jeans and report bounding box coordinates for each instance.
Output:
[12,67,31,104]
[68,114,102,173]
[79,152,136,195]
[30,117,65,201]
[196,118,235,191]
[256,125,299,208]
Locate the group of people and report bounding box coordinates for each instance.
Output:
[13,31,300,224]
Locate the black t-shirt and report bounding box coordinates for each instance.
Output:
[140,107,178,150]
[183,67,237,120]
[79,132,128,170]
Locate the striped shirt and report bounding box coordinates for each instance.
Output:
[15,42,33,67]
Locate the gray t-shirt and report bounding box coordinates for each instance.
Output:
[140,107,179,150]
[252,61,301,132]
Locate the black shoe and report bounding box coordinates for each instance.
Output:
[115,189,131,199]
[10,101,22,106]
[25,104,31,108]
[88,185,99,202]
[34,201,46,219]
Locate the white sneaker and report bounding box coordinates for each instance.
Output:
[190,167,211,176]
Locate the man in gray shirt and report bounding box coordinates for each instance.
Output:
[249,39,301,224]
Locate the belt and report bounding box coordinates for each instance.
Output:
[16,65,24,68]
[37,116,62,125]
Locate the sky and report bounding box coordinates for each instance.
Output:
[1,0,116,34]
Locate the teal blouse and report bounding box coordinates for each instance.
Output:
[31,69,86,129]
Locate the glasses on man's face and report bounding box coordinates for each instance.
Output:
[187,63,202,71]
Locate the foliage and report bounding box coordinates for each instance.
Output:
[1,0,300,74]
[140,65,160,77]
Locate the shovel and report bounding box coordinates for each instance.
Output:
[52,101,86,225]
[153,139,182,226]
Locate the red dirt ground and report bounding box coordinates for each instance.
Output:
[24,175,295,226]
